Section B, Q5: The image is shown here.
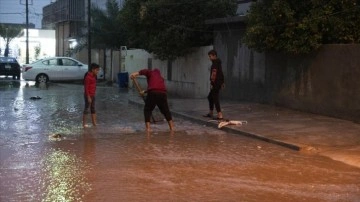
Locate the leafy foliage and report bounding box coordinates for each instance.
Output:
[34,45,41,60]
[244,0,360,54]
[68,0,126,56]
[0,24,24,56]
[121,0,237,60]
[91,0,127,49]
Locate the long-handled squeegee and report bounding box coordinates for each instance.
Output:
[131,78,157,123]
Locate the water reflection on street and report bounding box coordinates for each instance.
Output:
[0,79,360,202]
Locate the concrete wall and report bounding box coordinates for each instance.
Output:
[266,45,360,122]
[56,22,70,57]
[71,48,123,83]
[215,27,360,122]
[212,19,360,122]
[111,50,122,81]
[213,22,267,103]
[124,46,213,98]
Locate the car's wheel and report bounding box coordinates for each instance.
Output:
[14,73,20,80]
[36,74,49,83]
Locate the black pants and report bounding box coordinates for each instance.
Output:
[207,88,221,112]
[144,91,172,122]
[84,95,96,114]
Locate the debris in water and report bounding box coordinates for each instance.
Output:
[300,146,320,154]
[52,134,61,138]
[30,96,42,100]
[217,120,247,128]
[49,133,62,141]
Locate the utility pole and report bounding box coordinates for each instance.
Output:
[4,28,9,57]
[87,0,91,69]
[25,0,29,63]
[19,0,31,63]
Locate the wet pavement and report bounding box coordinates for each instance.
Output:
[1,78,360,201]
[142,97,360,169]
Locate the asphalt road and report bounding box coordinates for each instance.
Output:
[1,78,359,202]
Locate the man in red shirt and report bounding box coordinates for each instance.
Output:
[83,63,100,127]
[130,68,174,131]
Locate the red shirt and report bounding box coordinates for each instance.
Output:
[139,69,166,93]
[84,72,97,96]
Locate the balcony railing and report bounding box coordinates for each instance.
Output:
[43,0,85,26]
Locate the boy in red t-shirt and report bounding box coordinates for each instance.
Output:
[83,63,100,127]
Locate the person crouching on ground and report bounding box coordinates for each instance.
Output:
[130,68,174,131]
[204,49,224,120]
[83,63,100,127]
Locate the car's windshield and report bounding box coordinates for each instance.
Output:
[0,57,18,63]
[62,58,78,66]
[29,59,44,65]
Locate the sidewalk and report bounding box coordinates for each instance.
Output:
[128,93,360,169]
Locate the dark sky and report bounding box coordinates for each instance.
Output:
[0,0,53,28]
[0,0,124,29]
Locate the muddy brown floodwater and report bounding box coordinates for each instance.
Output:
[0,80,360,202]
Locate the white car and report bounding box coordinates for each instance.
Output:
[22,57,104,83]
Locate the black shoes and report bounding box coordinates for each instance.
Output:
[203,113,213,118]
[203,113,223,120]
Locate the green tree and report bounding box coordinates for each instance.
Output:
[67,0,126,55]
[34,45,41,60]
[244,0,360,54]
[121,0,237,60]
[82,0,128,79]
[91,0,127,49]
[0,24,24,57]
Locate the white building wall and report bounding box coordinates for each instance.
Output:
[124,46,213,98]
[0,29,55,65]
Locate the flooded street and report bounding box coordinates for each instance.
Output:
[1,79,360,202]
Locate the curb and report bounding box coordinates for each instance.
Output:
[128,99,301,151]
